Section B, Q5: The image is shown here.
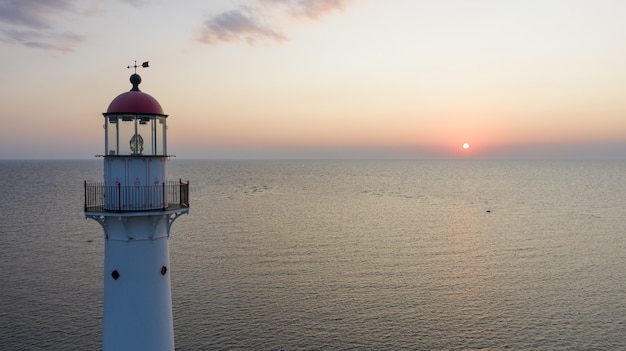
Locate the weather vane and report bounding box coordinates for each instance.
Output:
[127,60,149,73]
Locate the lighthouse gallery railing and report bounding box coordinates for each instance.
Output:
[84,180,189,212]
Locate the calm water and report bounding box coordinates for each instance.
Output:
[0,159,625,350]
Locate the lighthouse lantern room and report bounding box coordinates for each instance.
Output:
[84,66,189,351]
[104,73,167,157]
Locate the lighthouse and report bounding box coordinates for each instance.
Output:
[84,67,189,351]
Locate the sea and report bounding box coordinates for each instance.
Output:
[0,159,624,350]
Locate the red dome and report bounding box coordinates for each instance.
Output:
[106,90,165,115]
[105,74,166,115]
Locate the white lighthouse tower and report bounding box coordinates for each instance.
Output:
[84,66,189,351]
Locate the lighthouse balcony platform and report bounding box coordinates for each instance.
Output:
[84,180,189,214]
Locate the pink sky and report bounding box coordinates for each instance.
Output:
[1,0,626,159]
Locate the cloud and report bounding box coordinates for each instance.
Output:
[199,0,355,46]
[0,0,88,51]
[0,0,74,28]
[199,6,287,45]
[1,28,84,51]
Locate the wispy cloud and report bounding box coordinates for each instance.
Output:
[199,6,287,45]
[1,27,84,51]
[0,0,74,28]
[199,0,356,46]
[0,0,87,51]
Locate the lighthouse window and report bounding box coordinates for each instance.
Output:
[155,117,166,155]
[104,114,167,156]
[118,118,136,155]
[136,117,152,155]
[106,117,119,156]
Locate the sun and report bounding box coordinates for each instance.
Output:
[462,143,470,150]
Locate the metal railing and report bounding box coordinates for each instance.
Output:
[84,180,189,212]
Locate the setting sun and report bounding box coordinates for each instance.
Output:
[463,143,470,149]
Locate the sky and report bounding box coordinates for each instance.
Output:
[2,0,626,159]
